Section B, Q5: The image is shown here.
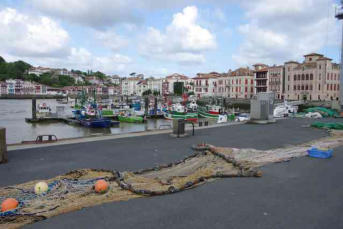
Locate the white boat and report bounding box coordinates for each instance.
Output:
[273,101,298,118]
[37,103,51,117]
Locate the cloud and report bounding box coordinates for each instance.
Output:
[0,8,70,58]
[139,6,216,65]
[29,0,139,29]
[95,30,129,52]
[29,0,240,29]
[233,0,341,65]
[31,48,132,74]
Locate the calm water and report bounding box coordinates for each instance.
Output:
[0,99,173,144]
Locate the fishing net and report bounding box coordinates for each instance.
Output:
[304,107,339,117]
[311,122,343,130]
[1,131,343,229]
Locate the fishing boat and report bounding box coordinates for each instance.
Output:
[198,105,223,119]
[118,115,144,123]
[164,103,198,122]
[79,118,112,128]
[118,109,144,123]
[37,103,52,117]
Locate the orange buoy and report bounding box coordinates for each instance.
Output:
[94,179,109,193]
[1,198,19,212]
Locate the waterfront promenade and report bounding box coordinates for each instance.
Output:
[1,118,342,228]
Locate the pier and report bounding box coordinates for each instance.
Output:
[2,118,343,229]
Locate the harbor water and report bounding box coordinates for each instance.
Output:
[0,99,175,144]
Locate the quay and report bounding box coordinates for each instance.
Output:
[1,118,343,229]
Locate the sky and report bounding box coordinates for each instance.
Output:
[0,0,341,77]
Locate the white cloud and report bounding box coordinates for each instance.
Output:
[29,0,139,29]
[139,6,216,65]
[32,48,132,74]
[233,0,341,65]
[29,0,239,28]
[95,30,129,52]
[0,8,70,58]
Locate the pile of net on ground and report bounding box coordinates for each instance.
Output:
[311,122,343,130]
[1,131,343,229]
[304,107,339,118]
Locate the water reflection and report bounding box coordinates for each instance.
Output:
[0,99,172,144]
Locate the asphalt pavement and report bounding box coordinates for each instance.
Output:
[1,118,342,229]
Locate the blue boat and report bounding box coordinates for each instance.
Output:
[80,118,112,128]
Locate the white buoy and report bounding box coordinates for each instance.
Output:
[34,182,49,195]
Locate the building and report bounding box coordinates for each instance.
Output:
[165,73,190,94]
[284,53,340,101]
[108,75,121,85]
[253,64,269,94]
[268,65,285,99]
[121,76,144,96]
[253,64,285,99]
[146,77,163,95]
[85,76,102,85]
[193,72,226,98]
[28,66,52,76]
[228,68,254,99]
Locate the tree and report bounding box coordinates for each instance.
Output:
[173,82,185,96]
[0,56,5,64]
[153,90,160,96]
[142,89,152,96]
[130,72,136,76]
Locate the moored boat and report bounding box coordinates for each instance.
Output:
[164,103,198,122]
[80,118,112,128]
[118,115,144,123]
[198,105,223,119]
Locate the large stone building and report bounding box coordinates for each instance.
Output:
[228,68,254,99]
[284,53,340,101]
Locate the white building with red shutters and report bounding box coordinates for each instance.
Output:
[193,72,229,98]
[228,68,255,99]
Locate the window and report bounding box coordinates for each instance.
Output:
[245,87,247,92]
[306,74,309,80]
[301,85,304,90]
[251,79,253,84]
[302,74,305,80]
[288,75,290,81]
[319,84,321,91]
[310,74,313,80]
[245,79,248,85]
[288,85,290,91]
[294,85,296,90]
[305,85,308,90]
[294,75,296,81]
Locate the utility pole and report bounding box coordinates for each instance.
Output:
[336,0,343,111]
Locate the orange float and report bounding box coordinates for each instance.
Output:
[94,179,109,193]
[1,198,19,212]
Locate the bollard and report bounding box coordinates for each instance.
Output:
[32,98,37,120]
[0,128,8,163]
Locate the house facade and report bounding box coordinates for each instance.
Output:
[284,53,340,101]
